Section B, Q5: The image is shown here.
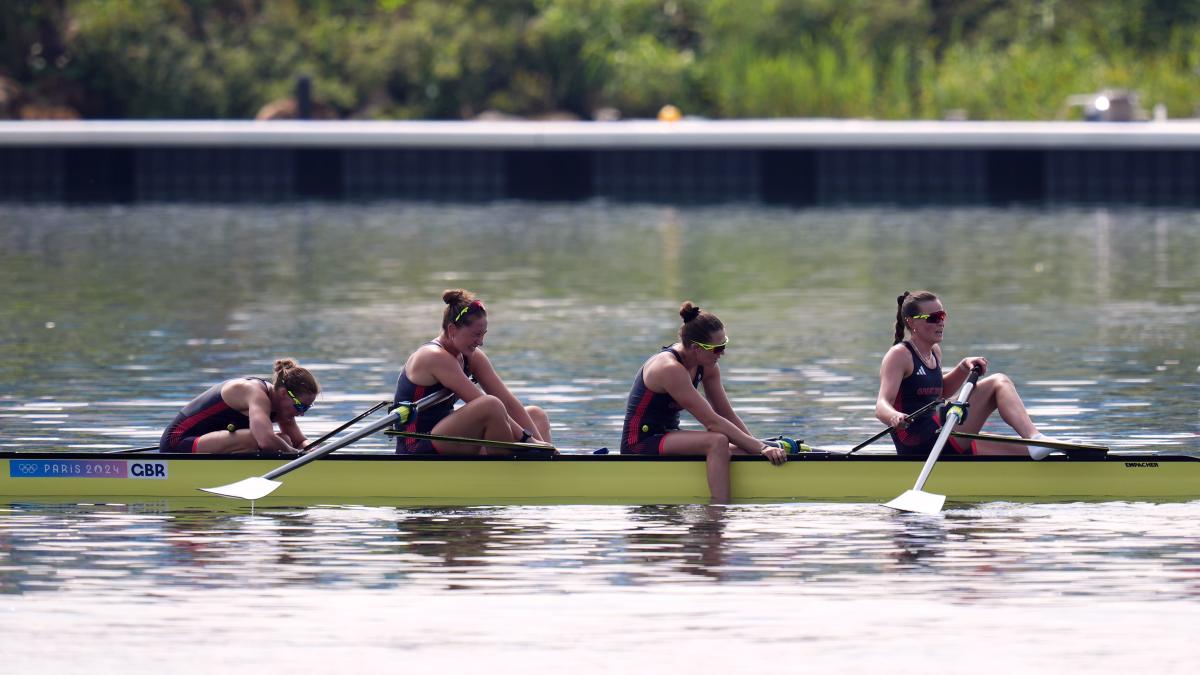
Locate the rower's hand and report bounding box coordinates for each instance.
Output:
[960,357,988,375]
[890,412,910,429]
[523,437,560,456]
[760,444,788,466]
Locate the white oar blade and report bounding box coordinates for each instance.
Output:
[885,489,946,514]
[199,476,282,501]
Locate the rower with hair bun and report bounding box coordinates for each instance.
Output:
[621,301,789,503]
[391,288,552,455]
[158,358,319,455]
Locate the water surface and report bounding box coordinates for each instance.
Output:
[1,204,1197,672]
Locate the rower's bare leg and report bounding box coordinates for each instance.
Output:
[660,431,732,503]
[193,429,259,454]
[958,373,1039,456]
[525,405,551,443]
[431,395,512,455]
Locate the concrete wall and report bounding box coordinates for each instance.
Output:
[2,120,1198,204]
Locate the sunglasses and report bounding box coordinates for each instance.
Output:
[287,389,312,415]
[911,310,947,324]
[693,336,730,354]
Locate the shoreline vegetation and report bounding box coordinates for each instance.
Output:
[2,0,1198,122]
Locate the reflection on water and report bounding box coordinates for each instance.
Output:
[1,203,1198,454]
[3,500,1197,600]
[2,500,1199,671]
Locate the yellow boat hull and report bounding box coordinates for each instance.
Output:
[3,451,1197,505]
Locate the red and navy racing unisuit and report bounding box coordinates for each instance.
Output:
[889,342,973,456]
[621,348,703,455]
[392,343,473,454]
[158,377,270,453]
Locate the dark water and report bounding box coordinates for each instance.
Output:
[1,204,1198,672]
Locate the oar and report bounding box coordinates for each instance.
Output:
[950,431,1109,454]
[108,445,160,454]
[846,396,945,456]
[885,365,982,514]
[304,400,391,451]
[199,389,455,501]
[385,429,557,454]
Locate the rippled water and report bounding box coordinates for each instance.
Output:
[1,204,1198,672]
[2,500,1198,672]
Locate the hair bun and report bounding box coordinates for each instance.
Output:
[679,301,701,323]
[442,289,467,305]
[273,358,297,374]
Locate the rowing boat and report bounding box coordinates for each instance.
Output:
[2,450,1196,504]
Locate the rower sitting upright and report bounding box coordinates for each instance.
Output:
[392,288,552,455]
[158,358,318,454]
[621,302,788,503]
[876,290,1061,459]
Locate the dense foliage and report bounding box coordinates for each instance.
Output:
[2,0,1198,120]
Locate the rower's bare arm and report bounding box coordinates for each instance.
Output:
[426,349,485,403]
[659,364,762,454]
[232,382,293,452]
[701,365,751,434]
[876,346,910,427]
[277,417,308,449]
[470,350,544,442]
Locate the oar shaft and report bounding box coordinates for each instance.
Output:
[262,390,454,481]
[305,400,390,451]
[108,445,160,454]
[388,430,556,452]
[950,431,1109,452]
[262,413,394,481]
[909,367,982,492]
[848,396,942,456]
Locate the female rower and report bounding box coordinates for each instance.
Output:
[875,290,1057,459]
[158,358,318,454]
[392,289,551,455]
[621,302,788,503]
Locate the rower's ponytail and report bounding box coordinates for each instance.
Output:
[893,293,910,345]
[273,358,319,396]
[894,290,939,344]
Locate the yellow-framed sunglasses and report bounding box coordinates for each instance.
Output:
[692,336,730,354]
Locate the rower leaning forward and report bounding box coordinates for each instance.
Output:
[391,288,553,456]
[621,302,789,503]
[159,358,319,455]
